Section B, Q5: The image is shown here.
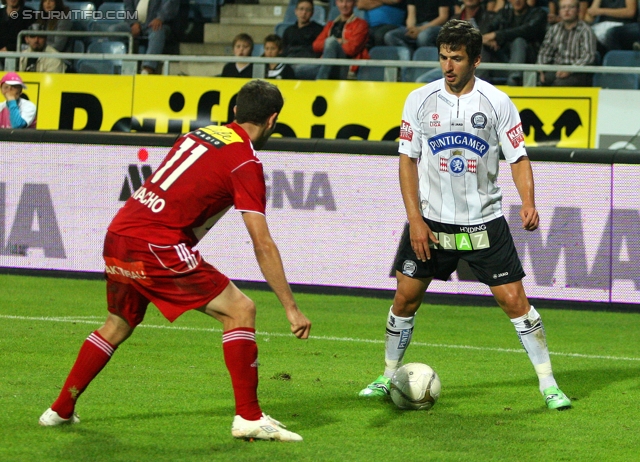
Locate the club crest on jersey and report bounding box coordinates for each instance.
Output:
[440,151,477,176]
[427,132,489,157]
[448,155,467,176]
[471,112,487,129]
[429,113,441,128]
[400,120,413,141]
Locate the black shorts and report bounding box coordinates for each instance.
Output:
[394,216,525,287]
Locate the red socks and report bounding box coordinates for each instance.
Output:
[51,331,116,419]
[51,328,262,421]
[222,328,262,421]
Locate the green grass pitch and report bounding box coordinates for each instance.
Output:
[1,274,639,461]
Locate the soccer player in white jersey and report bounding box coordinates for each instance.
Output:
[359,19,571,410]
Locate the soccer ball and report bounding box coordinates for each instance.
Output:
[390,363,441,410]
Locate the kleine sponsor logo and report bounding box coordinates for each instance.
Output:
[400,120,413,141]
[507,123,525,148]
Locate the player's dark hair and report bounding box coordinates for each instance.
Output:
[235,80,284,125]
[436,19,482,63]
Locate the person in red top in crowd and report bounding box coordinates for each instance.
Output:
[313,0,370,79]
[38,79,312,442]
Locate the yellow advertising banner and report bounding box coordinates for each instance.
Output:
[13,72,598,148]
[505,86,599,149]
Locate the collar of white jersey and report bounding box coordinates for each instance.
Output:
[438,76,480,102]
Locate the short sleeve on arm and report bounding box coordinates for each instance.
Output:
[398,89,423,158]
[497,97,527,164]
[231,160,267,215]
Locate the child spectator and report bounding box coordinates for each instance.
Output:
[264,34,295,79]
[0,72,37,129]
[221,33,255,78]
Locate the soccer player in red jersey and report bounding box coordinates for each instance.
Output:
[39,80,312,442]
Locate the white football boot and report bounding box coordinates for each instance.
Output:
[39,408,80,426]
[231,413,303,442]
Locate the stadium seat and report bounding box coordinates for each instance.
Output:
[275,22,290,38]
[88,18,129,46]
[593,50,640,89]
[77,39,127,74]
[98,2,126,14]
[65,39,86,73]
[188,0,218,22]
[357,46,411,82]
[403,46,439,82]
[76,59,118,74]
[66,1,97,31]
[252,43,264,57]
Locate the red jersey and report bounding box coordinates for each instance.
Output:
[109,123,266,246]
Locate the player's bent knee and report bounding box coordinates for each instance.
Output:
[236,297,257,323]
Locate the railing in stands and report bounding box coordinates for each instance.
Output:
[3,48,640,86]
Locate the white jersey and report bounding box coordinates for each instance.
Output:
[398,77,527,226]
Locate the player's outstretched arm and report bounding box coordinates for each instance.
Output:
[242,212,312,339]
[510,156,539,231]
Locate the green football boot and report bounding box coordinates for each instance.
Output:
[358,375,391,398]
[543,386,572,410]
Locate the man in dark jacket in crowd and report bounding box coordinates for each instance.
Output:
[480,0,547,85]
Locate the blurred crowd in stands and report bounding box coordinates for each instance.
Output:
[1,0,640,85]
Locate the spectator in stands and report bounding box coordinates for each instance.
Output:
[585,0,637,52]
[415,0,494,82]
[537,0,596,86]
[383,0,454,50]
[616,20,640,50]
[0,72,36,129]
[492,0,535,10]
[19,23,67,73]
[484,0,498,11]
[263,34,295,79]
[356,0,407,49]
[221,33,254,78]
[0,0,35,69]
[479,0,547,85]
[122,0,180,74]
[282,0,324,79]
[37,0,73,52]
[546,0,589,24]
[313,0,370,80]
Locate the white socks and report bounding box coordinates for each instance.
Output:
[511,306,557,394]
[383,306,415,378]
